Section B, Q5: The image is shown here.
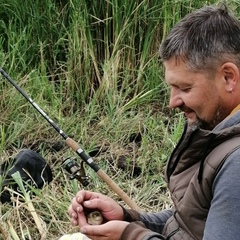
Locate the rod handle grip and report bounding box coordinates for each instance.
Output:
[66,137,81,152]
[97,169,139,210]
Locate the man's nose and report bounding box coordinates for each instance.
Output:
[169,88,183,109]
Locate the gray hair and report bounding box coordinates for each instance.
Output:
[159,4,240,72]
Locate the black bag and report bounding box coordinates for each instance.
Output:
[0,149,53,203]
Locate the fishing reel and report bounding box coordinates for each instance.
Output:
[62,157,90,187]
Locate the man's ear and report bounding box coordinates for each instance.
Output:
[221,62,240,93]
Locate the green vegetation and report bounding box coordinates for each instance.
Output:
[0,0,237,239]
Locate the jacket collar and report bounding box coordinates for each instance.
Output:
[166,110,240,181]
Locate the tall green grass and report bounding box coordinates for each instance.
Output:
[0,0,219,107]
[0,0,237,239]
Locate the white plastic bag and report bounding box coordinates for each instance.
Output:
[58,232,91,240]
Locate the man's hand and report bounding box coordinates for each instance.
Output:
[68,190,124,226]
[80,220,130,240]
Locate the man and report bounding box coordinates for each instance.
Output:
[68,4,240,239]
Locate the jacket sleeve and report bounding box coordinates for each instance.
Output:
[121,207,172,240]
[203,149,240,239]
[121,222,166,240]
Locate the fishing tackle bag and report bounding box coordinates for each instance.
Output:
[0,149,52,203]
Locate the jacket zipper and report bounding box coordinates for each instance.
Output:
[167,126,198,179]
[166,122,188,179]
[166,228,180,240]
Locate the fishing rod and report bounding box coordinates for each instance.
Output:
[0,67,139,210]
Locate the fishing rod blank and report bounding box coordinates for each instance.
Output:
[0,67,139,210]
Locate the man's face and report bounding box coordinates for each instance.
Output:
[164,58,232,130]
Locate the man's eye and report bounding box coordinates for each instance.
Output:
[181,87,191,92]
